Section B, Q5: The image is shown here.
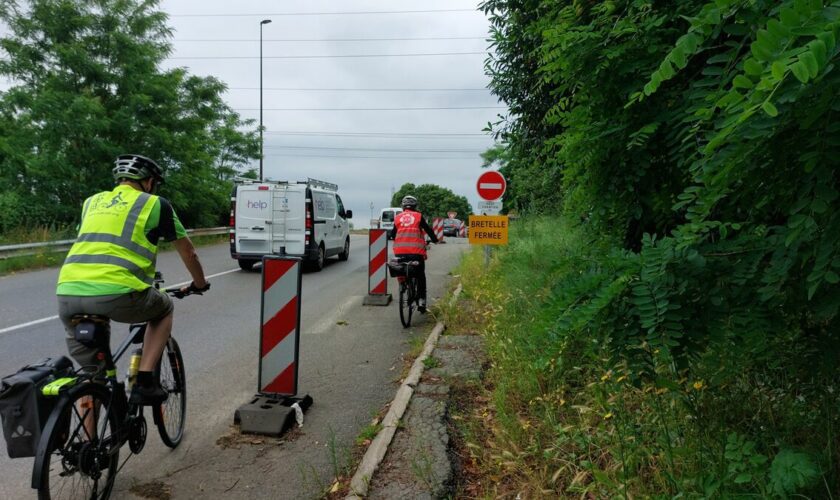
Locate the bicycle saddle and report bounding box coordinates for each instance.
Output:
[70,315,110,347]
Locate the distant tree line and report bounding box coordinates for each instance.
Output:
[0,0,259,233]
[391,183,472,221]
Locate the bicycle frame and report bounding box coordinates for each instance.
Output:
[31,323,146,489]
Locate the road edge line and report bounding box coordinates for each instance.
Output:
[346,283,463,499]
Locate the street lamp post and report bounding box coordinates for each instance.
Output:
[259,19,272,181]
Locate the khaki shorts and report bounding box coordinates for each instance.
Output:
[58,288,173,368]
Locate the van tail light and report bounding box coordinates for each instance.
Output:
[258,185,269,191]
[229,199,236,227]
[305,203,312,245]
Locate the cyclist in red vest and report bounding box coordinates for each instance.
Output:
[389,195,438,311]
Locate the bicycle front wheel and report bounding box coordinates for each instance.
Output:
[36,383,120,500]
[399,281,414,328]
[154,337,186,448]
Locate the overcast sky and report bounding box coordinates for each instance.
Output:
[158,0,501,227]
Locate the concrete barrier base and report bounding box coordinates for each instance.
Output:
[363,294,392,306]
[234,394,313,436]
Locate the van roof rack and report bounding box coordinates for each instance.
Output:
[234,177,339,191]
[307,178,338,191]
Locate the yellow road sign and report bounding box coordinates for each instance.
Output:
[468,215,509,245]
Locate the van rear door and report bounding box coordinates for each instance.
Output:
[235,184,272,255]
[269,185,307,256]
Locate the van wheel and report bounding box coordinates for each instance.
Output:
[312,245,325,272]
[238,258,257,271]
[338,238,350,261]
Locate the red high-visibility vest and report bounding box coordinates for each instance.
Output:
[393,210,427,257]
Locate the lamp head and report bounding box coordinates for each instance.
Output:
[261,19,272,25]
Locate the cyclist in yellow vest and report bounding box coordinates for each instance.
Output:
[57,154,209,405]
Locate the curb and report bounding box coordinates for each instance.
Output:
[345,284,462,499]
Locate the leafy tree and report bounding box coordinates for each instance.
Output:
[391,183,472,221]
[480,0,840,495]
[0,0,259,232]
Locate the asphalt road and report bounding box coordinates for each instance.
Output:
[0,235,467,499]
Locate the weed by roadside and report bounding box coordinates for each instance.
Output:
[446,217,840,498]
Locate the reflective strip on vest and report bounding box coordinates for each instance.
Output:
[63,254,155,285]
[74,233,155,261]
[58,188,158,291]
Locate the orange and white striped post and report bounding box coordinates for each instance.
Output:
[432,217,445,242]
[235,255,312,436]
[258,257,302,395]
[363,229,392,306]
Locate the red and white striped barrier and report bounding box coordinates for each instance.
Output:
[363,229,392,305]
[432,217,445,242]
[459,222,467,238]
[369,229,388,295]
[259,256,302,396]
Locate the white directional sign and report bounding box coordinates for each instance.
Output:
[476,200,502,215]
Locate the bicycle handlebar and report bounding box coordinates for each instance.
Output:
[165,281,210,299]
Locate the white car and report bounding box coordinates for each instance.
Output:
[378,207,403,238]
[230,178,352,271]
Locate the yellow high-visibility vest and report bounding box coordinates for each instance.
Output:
[57,186,159,291]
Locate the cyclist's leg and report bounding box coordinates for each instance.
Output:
[103,288,174,373]
[58,295,114,439]
[416,259,427,302]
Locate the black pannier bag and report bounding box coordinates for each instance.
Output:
[0,356,74,458]
[387,261,407,278]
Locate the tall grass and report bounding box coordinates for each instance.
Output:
[0,224,76,245]
[453,217,839,498]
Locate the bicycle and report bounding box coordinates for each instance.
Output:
[30,273,201,499]
[389,258,422,328]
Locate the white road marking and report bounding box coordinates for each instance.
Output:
[0,316,59,335]
[310,295,363,334]
[0,267,241,336]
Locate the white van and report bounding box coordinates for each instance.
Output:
[379,207,403,237]
[230,178,352,271]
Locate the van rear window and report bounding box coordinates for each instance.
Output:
[381,211,395,222]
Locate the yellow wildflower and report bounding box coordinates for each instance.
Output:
[693,380,705,390]
[603,412,614,420]
[600,370,613,382]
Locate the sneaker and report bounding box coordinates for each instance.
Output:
[129,384,168,405]
[418,298,427,313]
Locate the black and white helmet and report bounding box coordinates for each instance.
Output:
[112,154,164,184]
[401,195,418,209]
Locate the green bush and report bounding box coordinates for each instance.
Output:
[457,218,838,497]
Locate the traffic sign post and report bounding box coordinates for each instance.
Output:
[473,171,508,266]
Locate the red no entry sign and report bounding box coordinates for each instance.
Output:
[476,171,506,201]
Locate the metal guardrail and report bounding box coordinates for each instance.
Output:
[0,227,228,260]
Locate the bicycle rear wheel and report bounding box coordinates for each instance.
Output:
[36,383,120,500]
[399,280,414,328]
[154,338,186,448]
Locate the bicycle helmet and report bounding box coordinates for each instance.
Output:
[401,195,418,210]
[112,154,164,184]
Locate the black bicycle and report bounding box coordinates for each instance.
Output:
[389,259,421,328]
[31,273,201,499]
